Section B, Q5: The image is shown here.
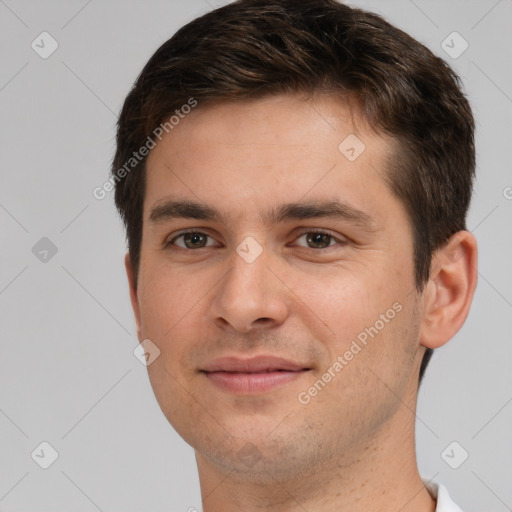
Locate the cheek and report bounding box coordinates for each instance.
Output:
[290,262,396,342]
[137,264,215,381]
[137,269,202,419]
[137,262,197,336]
[291,261,418,394]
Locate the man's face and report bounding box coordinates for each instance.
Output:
[129,93,426,480]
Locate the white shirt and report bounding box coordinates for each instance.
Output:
[423,480,464,512]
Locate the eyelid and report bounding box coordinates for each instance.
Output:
[291,228,348,248]
[165,227,348,249]
[165,228,221,248]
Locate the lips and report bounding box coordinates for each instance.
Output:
[201,355,310,373]
[201,355,311,394]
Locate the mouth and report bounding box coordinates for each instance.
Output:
[200,355,312,394]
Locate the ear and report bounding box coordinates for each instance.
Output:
[125,253,143,341]
[419,230,478,349]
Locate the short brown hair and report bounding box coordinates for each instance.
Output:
[112,0,475,382]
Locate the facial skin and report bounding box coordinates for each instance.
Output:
[125,93,478,512]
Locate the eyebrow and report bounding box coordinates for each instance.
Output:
[148,199,379,232]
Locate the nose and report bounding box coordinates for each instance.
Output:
[210,245,290,333]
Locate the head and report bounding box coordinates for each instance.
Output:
[113,0,477,482]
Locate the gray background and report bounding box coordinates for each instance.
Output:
[1,0,511,510]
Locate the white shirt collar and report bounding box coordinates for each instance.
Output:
[423,480,464,512]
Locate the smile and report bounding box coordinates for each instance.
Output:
[200,355,312,394]
[203,369,310,393]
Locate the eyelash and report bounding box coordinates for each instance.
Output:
[165,228,347,250]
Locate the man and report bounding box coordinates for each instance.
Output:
[112,1,478,510]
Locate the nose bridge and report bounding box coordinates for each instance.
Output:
[211,239,288,331]
[231,243,268,291]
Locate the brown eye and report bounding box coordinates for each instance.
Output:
[183,233,208,248]
[305,232,333,249]
[168,232,217,249]
[294,230,343,249]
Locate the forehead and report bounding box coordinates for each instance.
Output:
[143,93,400,225]
[148,92,384,161]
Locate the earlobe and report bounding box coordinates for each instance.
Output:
[420,231,478,349]
[125,253,143,341]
